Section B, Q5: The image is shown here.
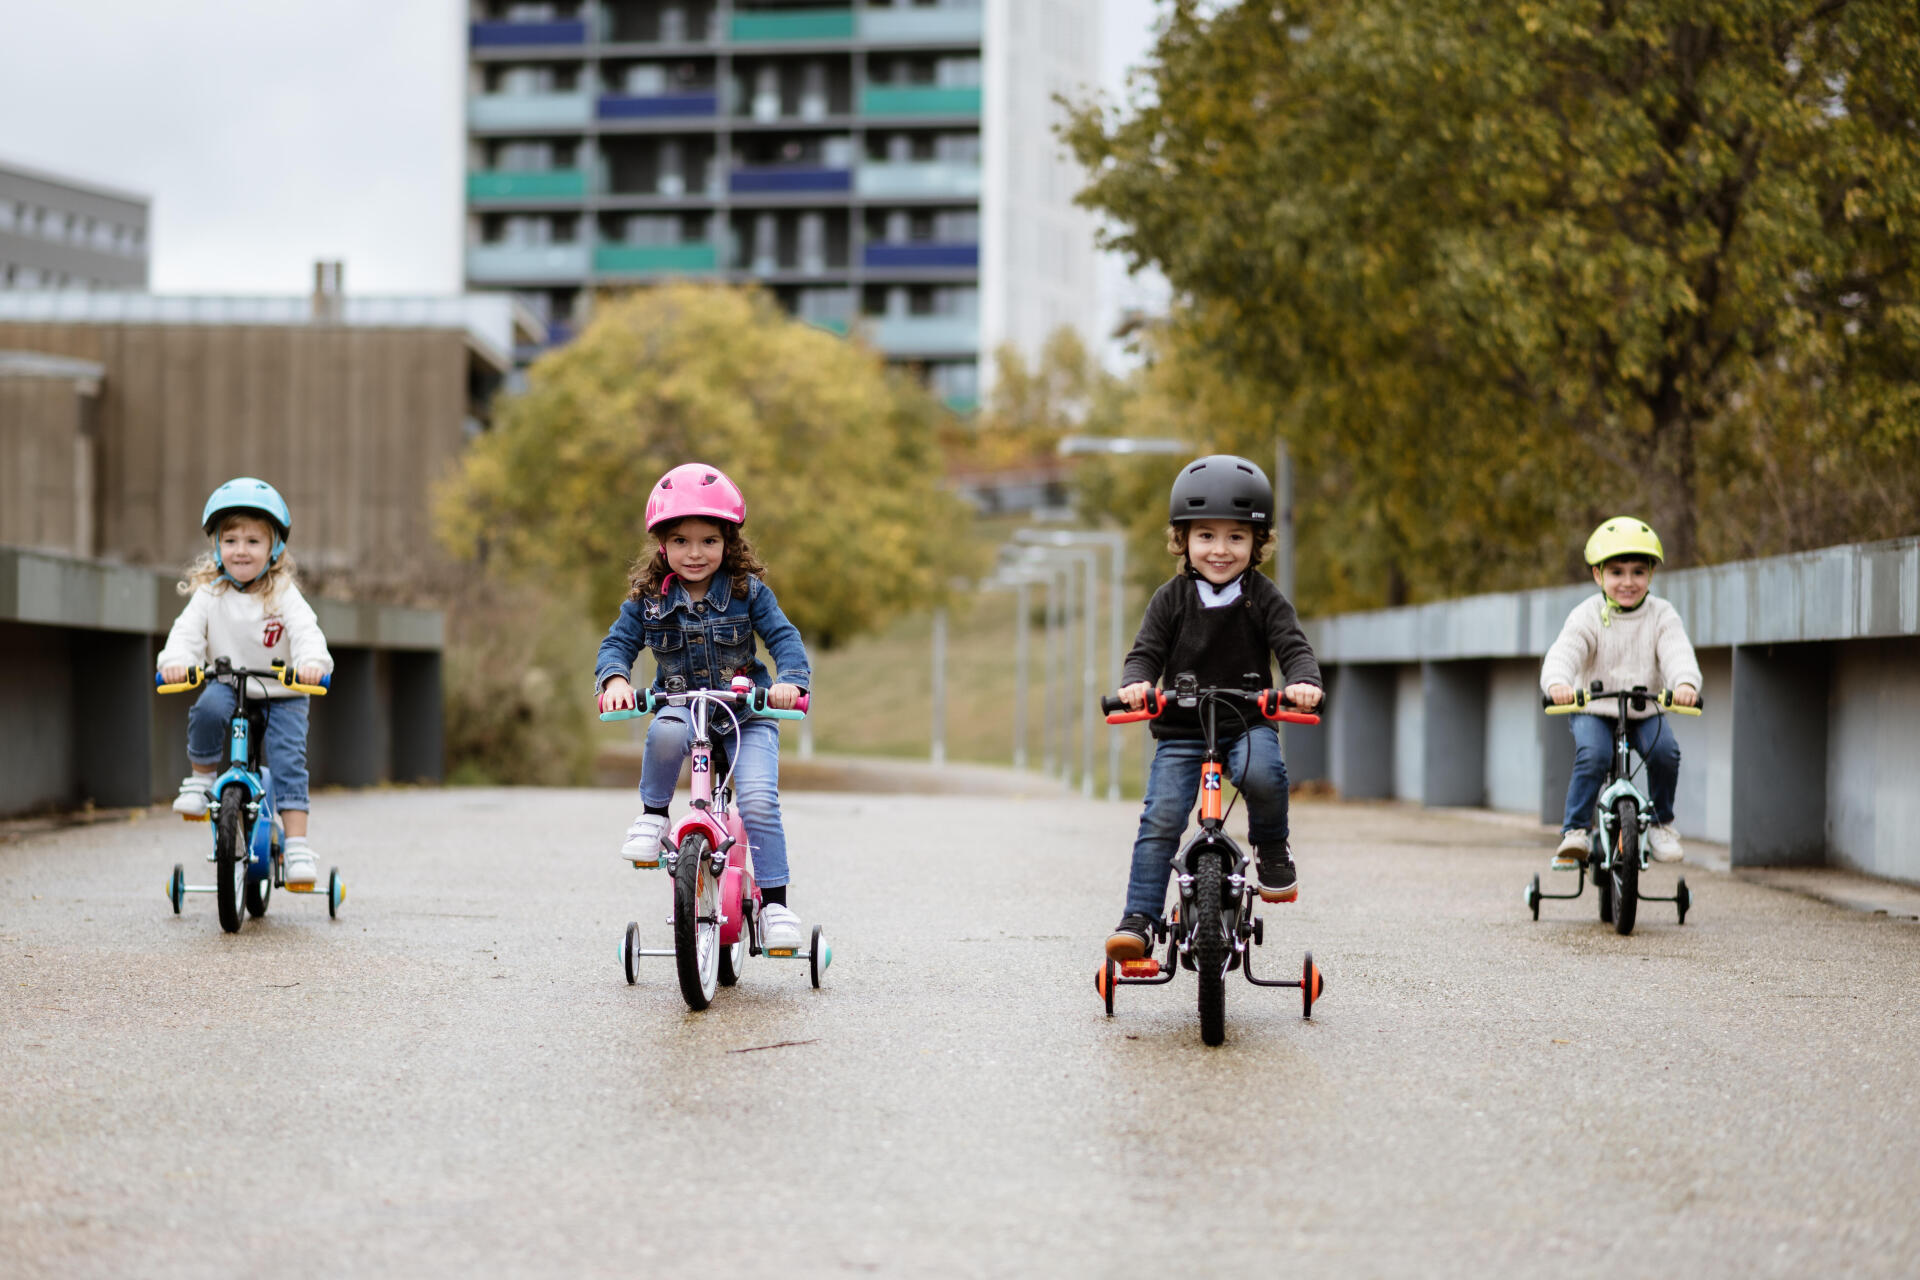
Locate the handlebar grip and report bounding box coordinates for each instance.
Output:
[1101,689,1164,723]
[1099,695,1129,714]
[155,666,204,694]
[1105,710,1158,724]
[599,708,643,722]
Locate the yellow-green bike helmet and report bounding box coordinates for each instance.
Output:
[1584,517,1664,566]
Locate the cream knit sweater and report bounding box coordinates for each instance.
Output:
[1539,594,1702,719]
[157,582,333,700]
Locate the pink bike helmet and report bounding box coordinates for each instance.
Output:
[645,463,746,532]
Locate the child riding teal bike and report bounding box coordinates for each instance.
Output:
[1541,517,1702,868]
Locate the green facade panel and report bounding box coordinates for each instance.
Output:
[467,170,589,200]
[593,244,721,274]
[730,9,854,41]
[860,86,982,117]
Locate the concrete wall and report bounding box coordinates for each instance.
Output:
[0,545,443,818]
[1307,537,1920,882]
[1827,638,1920,882]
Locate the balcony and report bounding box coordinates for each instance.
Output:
[593,243,721,274]
[470,19,587,47]
[860,86,982,117]
[468,170,591,200]
[729,8,854,42]
[865,314,978,356]
[863,242,978,270]
[468,92,593,130]
[855,161,982,199]
[729,165,853,195]
[597,92,720,120]
[859,7,983,43]
[465,243,591,283]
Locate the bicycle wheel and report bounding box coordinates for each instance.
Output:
[1611,797,1640,936]
[718,916,746,988]
[1193,852,1229,1046]
[672,832,720,1010]
[214,784,248,934]
[245,870,271,918]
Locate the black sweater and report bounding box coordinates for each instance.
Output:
[1120,570,1322,740]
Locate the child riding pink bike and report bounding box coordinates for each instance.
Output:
[594,463,813,958]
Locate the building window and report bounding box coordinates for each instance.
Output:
[0,198,15,230]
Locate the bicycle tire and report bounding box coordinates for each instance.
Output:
[215,783,248,933]
[718,907,746,987]
[1193,852,1229,1046]
[673,833,719,1010]
[1612,797,1640,936]
[245,870,270,918]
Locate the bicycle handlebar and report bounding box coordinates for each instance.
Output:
[1543,688,1703,716]
[155,661,331,696]
[1100,686,1320,726]
[598,685,810,723]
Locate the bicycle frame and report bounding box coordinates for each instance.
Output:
[1098,681,1325,1024]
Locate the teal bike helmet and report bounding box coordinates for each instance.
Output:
[202,477,292,567]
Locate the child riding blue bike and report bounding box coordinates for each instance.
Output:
[158,478,333,889]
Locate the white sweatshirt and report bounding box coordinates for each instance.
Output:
[1539,594,1702,719]
[157,582,334,700]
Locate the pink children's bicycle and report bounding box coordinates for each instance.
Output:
[599,676,829,1010]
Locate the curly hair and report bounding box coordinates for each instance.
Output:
[1165,521,1275,566]
[628,518,767,601]
[179,513,300,607]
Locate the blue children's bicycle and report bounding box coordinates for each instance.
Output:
[157,659,342,932]
[1525,684,1701,935]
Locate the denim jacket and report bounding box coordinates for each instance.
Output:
[594,572,811,696]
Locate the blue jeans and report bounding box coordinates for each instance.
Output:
[1123,726,1289,921]
[640,708,791,888]
[186,685,312,812]
[1562,713,1679,832]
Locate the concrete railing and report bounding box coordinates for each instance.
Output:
[1289,537,1920,883]
[0,545,444,819]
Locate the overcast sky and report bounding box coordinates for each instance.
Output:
[0,0,1165,313]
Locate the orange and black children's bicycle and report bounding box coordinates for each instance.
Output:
[1096,675,1325,1046]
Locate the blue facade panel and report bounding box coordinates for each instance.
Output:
[728,168,854,194]
[863,243,980,270]
[597,93,720,120]
[471,20,587,46]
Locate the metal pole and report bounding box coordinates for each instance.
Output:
[1052,564,1069,784]
[1107,537,1124,800]
[1079,552,1095,798]
[930,606,947,767]
[1274,436,1295,601]
[1042,567,1059,778]
[1013,580,1029,770]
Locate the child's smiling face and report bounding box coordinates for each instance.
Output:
[1593,557,1653,608]
[1186,518,1254,585]
[217,516,274,584]
[660,517,727,593]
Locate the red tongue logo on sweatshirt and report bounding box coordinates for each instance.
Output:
[262,620,284,648]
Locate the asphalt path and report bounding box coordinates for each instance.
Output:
[4,783,1918,1278]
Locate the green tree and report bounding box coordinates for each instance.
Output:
[439,284,976,649]
[1066,0,1920,606]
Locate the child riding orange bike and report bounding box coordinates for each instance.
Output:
[1106,455,1323,962]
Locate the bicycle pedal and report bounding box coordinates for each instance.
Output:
[1119,959,1160,978]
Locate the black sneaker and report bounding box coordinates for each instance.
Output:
[1256,848,1298,903]
[1105,913,1154,961]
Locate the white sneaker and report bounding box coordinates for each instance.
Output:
[1552,829,1589,869]
[621,813,669,868]
[283,840,317,888]
[758,902,804,952]
[172,775,212,819]
[1647,824,1684,862]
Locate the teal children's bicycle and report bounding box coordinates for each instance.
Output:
[157,659,343,932]
[1526,685,1701,935]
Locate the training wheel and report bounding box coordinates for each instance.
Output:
[623,921,640,985]
[326,868,343,919]
[1675,877,1691,925]
[1302,951,1324,1020]
[1097,958,1116,1017]
[1526,873,1541,920]
[809,925,829,989]
[168,864,185,914]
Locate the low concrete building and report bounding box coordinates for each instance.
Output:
[1295,538,1920,884]
[0,286,540,592]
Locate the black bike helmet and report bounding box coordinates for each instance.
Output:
[1168,455,1273,527]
